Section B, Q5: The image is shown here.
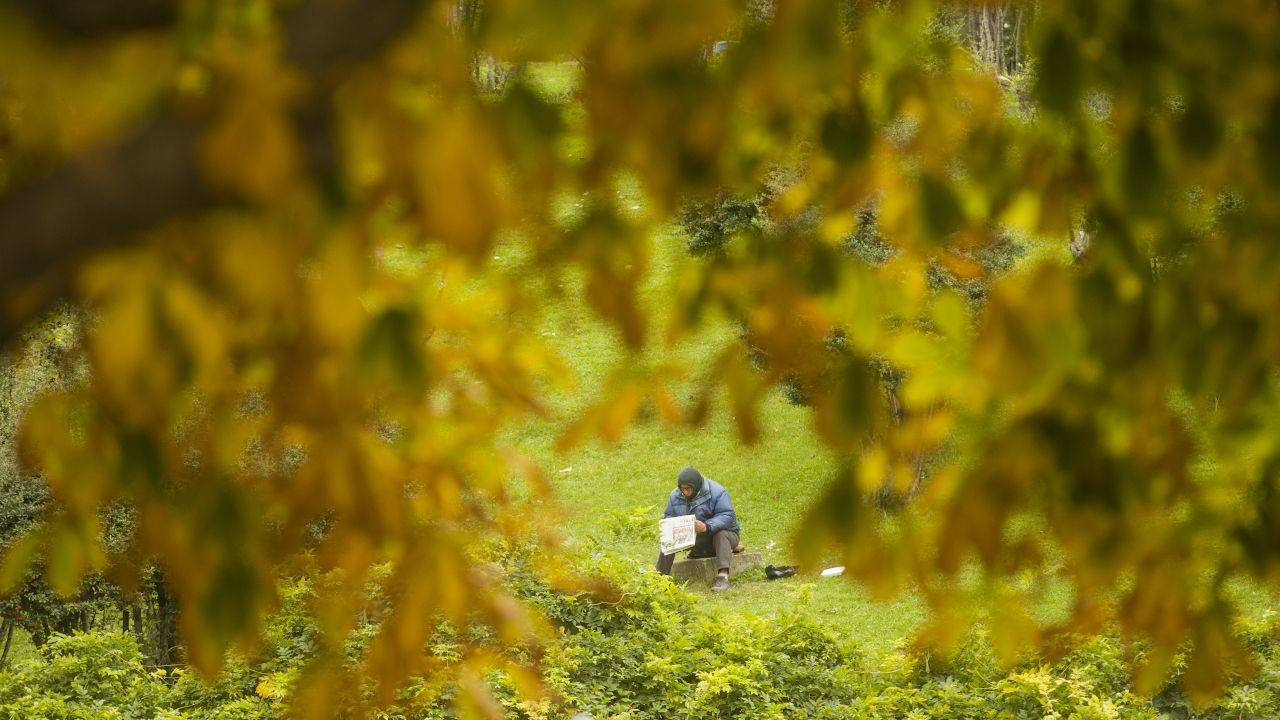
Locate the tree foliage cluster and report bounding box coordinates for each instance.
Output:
[0,0,1278,712]
[7,551,1280,720]
[0,311,183,670]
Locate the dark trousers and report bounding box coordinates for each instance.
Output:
[656,529,740,575]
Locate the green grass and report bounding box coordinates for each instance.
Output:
[496,60,1280,665]
[1,626,37,668]
[488,172,932,656]
[488,65,940,655]
[523,61,583,103]
[703,573,927,658]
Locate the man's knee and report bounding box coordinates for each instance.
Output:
[656,554,674,575]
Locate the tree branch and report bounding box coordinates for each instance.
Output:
[5,0,176,38]
[0,0,428,348]
[0,618,13,669]
[0,114,207,343]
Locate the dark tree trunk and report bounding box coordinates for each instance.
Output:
[0,0,431,349]
[131,603,144,647]
[153,575,179,670]
[0,619,13,669]
[964,4,1028,77]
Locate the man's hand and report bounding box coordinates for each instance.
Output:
[695,519,707,533]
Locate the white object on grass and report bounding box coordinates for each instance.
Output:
[820,566,846,577]
[659,515,697,556]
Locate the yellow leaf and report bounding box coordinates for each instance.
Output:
[990,590,1039,667]
[417,108,509,258]
[912,606,976,658]
[649,383,683,425]
[458,668,505,720]
[600,385,644,443]
[930,289,970,345]
[307,234,367,350]
[201,94,301,202]
[46,518,100,598]
[1184,638,1228,710]
[214,222,299,309]
[999,191,1041,233]
[0,531,40,593]
[1133,646,1176,698]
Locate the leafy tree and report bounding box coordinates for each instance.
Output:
[0,312,182,671]
[0,0,1278,714]
[0,310,105,657]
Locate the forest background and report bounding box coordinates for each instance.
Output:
[3,0,1280,718]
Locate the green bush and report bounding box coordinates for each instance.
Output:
[677,193,764,256]
[506,547,867,720]
[0,632,171,720]
[0,631,276,720]
[4,560,1280,720]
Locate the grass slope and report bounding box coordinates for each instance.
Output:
[496,180,926,655]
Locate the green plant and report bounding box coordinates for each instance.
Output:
[0,632,172,720]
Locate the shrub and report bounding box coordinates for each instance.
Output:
[6,560,1280,720]
[677,193,764,256]
[0,632,171,720]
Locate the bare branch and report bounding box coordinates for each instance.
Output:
[0,0,428,347]
[283,0,425,77]
[5,0,176,38]
[0,114,207,343]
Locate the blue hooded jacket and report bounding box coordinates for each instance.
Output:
[663,472,740,535]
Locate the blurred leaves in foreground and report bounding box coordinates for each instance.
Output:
[1,0,1280,713]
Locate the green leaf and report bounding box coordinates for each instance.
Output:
[1036,27,1081,115]
[118,428,164,491]
[46,522,85,598]
[930,290,970,346]
[919,174,965,241]
[359,307,427,390]
[0,531,41,593]
[1122,122,1163,215]
[1178,92,1222,161]
[836,359,876,435]
[1258,96,1280,188]
[501,82,565,140]
[820,102,871,166]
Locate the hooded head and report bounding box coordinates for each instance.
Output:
[676,466,704,497]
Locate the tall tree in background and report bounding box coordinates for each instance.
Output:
[964,3,1028,77]
[0,311,182,671]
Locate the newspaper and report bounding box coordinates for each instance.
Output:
[659,514,697,556]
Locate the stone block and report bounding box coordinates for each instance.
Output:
[670,553,762,586]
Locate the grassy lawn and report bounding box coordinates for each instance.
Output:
[499,60,971,660]
[519,301,930,658]
[381,60,1280,681]
[1,626,37,668]
[506,60,1280,666]
[485,116,929,655]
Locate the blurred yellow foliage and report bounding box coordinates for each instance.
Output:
[1,0,1280,713]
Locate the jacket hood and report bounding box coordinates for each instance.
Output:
[676,466,705,496]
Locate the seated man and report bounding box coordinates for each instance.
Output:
[655,466,741,591]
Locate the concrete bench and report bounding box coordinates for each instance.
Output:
[670,553,762,586]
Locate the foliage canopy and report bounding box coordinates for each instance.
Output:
[2,0,1280,712]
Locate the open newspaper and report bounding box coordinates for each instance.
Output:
[659,514,697,556]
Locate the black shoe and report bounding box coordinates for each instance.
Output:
[711,574,730,592]
[765,564,797,580]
